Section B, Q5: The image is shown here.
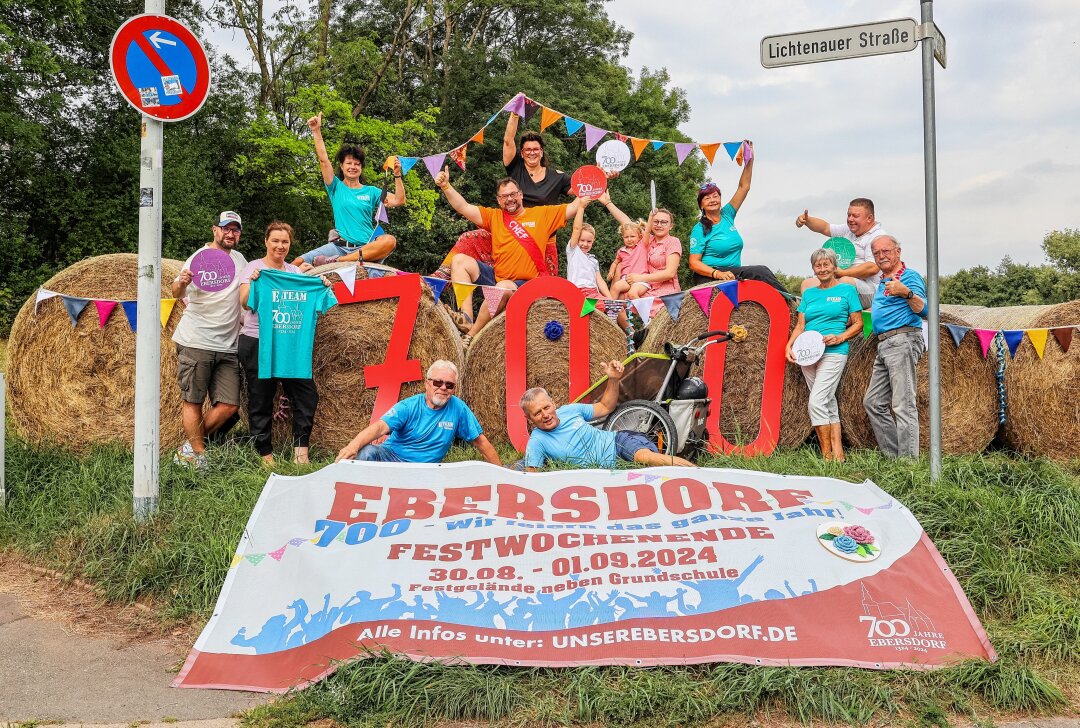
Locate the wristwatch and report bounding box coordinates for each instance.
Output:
[905,290,914,300]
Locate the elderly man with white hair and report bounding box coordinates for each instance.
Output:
[336,360,501,465]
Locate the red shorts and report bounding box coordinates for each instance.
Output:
[577,287,606,311]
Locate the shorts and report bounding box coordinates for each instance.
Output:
[175,344,241,406]
[475,260,530,289]
[355,444,405,462]
[852,277,875,309]
[615,430,658,461]
[577,287,606,310]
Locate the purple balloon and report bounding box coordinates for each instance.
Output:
[190,248,237,292]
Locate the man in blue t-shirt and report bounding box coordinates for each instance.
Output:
[521,360,695,470]
[864,235,928,459]
[335,361,501,465]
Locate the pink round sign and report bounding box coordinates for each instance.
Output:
[570,165,608,199]
[190,247,237,292]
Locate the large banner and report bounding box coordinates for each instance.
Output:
[175,463,995,692]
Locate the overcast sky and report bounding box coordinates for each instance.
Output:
[206,0,1080,275]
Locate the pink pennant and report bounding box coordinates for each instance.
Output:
[423,153,447,180]
[627,472,643,481]
[481,286,506,317]
[690,287,712,315]
[268,546,287,561]
[974,329,997,358]
[855,506,875,515]
[674,143,697,165]
[584,124,607,151]
[94,300,117,328]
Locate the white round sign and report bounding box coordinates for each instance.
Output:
[595,139,632,173]
[792,330,826,366]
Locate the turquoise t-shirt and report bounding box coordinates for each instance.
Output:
[381,393,484,463]
[871,268,928,334]
[249,268,337,379]
[689,203,743,268]
[797,283,863,355]
[325,177,384,245]
[524,404,617,469]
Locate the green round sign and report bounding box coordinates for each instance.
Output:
[823,237,857,269]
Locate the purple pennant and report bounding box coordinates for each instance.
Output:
[61,296,90,327]
[1001,329,1025,358]
[945,324,970,348]
[674,143,697,165]
[660,292,684,321]
[503,93,527,117]
[421,276,448,300]
[723,141,743,160]
[422,153,447,180]
[584,124,607,151]
[973,329,997,359]
[398,157,419,176]
[376,202,389,224]
[690,287,712,315]
[716,280,739,309]
[121,301,138,332]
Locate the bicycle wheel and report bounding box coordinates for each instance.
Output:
[603,399,679,456]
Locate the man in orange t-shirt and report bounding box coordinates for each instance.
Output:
[435,170,587,341]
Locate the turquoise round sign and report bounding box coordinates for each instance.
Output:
[823,237,857,269]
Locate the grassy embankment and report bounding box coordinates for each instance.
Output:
[0,431,1077,727]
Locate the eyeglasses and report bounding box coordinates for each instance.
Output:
[218,227,241,236]
[496,191,521,201]
[872,248,899,258]
[653,220,672,226]
[427,378,456,391]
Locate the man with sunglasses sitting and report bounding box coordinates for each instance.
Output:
[335,360,502,465]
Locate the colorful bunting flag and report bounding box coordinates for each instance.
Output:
[945,324,970,347]
[1002,330,1024,358]
[584,124,607,151]
[422,276,448,301]
[564,117,584,136]
[376,202,389,224]
[288,537,307,547]
[723,141,743,160]
[540,107,563,133]
[120,301,138,331]
[523,98,540,121]
[630,297,654,326]
[61,296,89,327]
[469,128,485,144]
[337,265,358,295]
[698,142,721,165]
[580,298,599,317]
[229,554,243,568]
[245,554,265,566]
[743,142,754,162]
[716,280,739,309]
[422,153,447,180]
[1052,326,1073,353]
[629,138,649,160]
[160,298,177,329]
[367,224,385,243]
[660,292,684,321]
[690,287,712,315]
[34,287,59,314]
[453,282,477,308]
[481,286,506,317]
[398,157,419,176]
[366,268,388,279]
[974,329,997,359]
[734,144,745,166]
[1026,328,1048,359]
[674,143,697,165]
[382,156,397,171]
[448,144,467,171]
[94,300,117,328]
[651,141,666,151]
[503,93,527,117]
[862,311,872,339]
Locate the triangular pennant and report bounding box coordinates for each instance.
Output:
[1026,328,1048,359]
[448,144,467,171]
[734,143,745,166]
[366,267,387,279]
[93,300,117,328]
[855,506,875,515]
[522,98,540,121]
[690,287,712,315]
[34,287,60,314]
[716,280,739,309]
[674,143,697,165]
[121,301,138,332]
[423,153,447,180]
[1052,326,1073,353]
[469,128,485,144]
[503,93,527,117]
[698,142,721,165]
[481,286,506,317]
[268,546,287,561]
[159,298,177,329]
[376,202,389,224]
[862,311,872,339]
[723,141,742,160]
[453,282,477,308]
[945,324,970,347]
[629,137,649,160]
[564,116,584,136]
[974,329,997,359]
[229,554,243,568]
[382,156,397,171]
[422,276,448,301]
[288,537,307,547]
[584,124,607,151]
[651,141,666,151]
[630,296,654,326]
[580,298,599,317]
[398,156,419,176]
[61,296,90,327]
[540,106,563,133]
[367,224,385,243]
[627,472,643,481]
[660,292,684,321]
[485,111,500,126]
[337,265,358,295]
[640,474,661,484]
[245,554,265,566]
[1002,329,1025,358]
[743,142,754,162]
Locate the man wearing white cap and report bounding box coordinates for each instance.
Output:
[169,211,249,469]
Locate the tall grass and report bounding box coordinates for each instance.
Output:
[1,437,1077,725]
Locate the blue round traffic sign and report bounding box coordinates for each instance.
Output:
[110,14,210,122]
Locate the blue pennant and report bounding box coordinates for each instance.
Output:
[61,296,90,327]
[367,224,385,243]
[716,280,739,309]
[564,117,584,136]
[398,157,419,176]
[1002,329,1025,358]
[945,324,970,347]
[422,276,448,300]
[121,301,138,332]
[651,141,666,151]
[660,293,684,321]
[723,141,743,160]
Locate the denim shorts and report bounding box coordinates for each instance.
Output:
[475,260,530,288]
[615,430,658,461]
[355,444,404,462]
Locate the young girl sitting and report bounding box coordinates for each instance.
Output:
[566,197,612,301]
[609,220,651,299]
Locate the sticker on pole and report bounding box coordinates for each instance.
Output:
[189,248,237,292]
[823,237,857,269]
[792,330,826,366]
[110,14,211,122]
[570,165,608,199]
[595,139,631,173]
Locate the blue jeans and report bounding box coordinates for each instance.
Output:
[615,430,658,461]
[355,444,404,462]
[299,242,359,265]
[863,331,925,457]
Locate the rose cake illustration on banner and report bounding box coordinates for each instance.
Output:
[175,462,995,693]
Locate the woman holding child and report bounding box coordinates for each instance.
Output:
[598,193,682,313]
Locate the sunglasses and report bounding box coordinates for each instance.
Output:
[427,378,456,391]
[699,183,720,192]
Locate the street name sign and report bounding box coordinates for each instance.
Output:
[761,18,921,68]
[110,14,210,121]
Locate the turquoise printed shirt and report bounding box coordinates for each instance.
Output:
[524,404,617,469]
[249,268,337,379]
[689,204,743,268]
[325,177,383,245]
[797,283,863,355]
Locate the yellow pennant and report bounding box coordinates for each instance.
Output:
[630,137,650,160]
[698,142,721,165]
[160,298,177,328]
[540,106,564,133]
[1026,328,1048,359]
[453,282,477,308]
[229,554,242,568]
[382,155,397,171]
[470,128,485,144]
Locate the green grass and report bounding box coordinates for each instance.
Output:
[1,438,1077,726]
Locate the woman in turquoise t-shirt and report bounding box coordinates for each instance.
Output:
[786,248,864,462]
[687,144,785,293]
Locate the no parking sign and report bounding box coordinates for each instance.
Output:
[109,14,210,121]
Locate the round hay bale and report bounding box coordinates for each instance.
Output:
[7,253,187,451]
[459,298,627,447]
[959,304,1052,331]
[837,312,999,453]
[639,284,812,450]
[1002,300,1080,460]
[292,263,464,451]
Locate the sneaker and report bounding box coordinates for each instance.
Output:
[313,254,339,267]
[173,442,209,472]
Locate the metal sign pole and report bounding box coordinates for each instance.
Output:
[1,372,6,510]
[920,0,942,480]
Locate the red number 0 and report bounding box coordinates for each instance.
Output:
[334,274,424,421]
[703,280,790,456]
[504,278,593,451]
